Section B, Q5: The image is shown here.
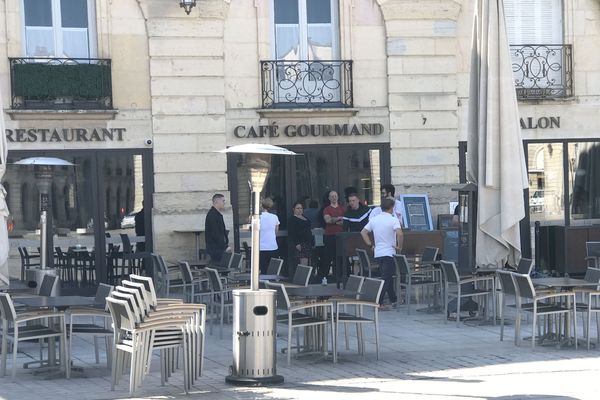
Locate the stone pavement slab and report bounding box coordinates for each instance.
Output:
[1,306,599,400]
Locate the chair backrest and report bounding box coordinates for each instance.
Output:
[516,257,533,275]
[219,251,233,269]
[265,282,290,311]
[122,280,150,307]
[39,274,58,296]
[106,297,137,332]
[115,285,148,317]
[0,293,17,322]
[95,283,114,307]
[120,234,133,254]
[359,278,384,304]
[393,254,410,276]
[439,260,459,284]
[587,242,600,258]
[421,247,439,263]
[178,261,194,284]
[496,270,517,296]
[511,272,536,299]
[229,253,243,271]
[345,275,364,296]
[205,268,223,292]
[266,258,284,275]
[129,274,158,306]
[583,267,600,288]
[109,291,143,323]
[292,264,312,286]
[356,249,371,270]
[17,246,25,259]
[151,254,169,295]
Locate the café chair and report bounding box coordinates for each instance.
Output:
[356,249,378,278]
[512,272,577,348]
[152,254,181,297]
[333,274,364,351]
[585,242,600,269]
[267,258,284,276]
[393,254,439,314]
[123,278,206,378]
[516,258,534,275]
[205,268,234,338]
[179,262,212,304]
[284,265,313,287]
[266,282,336,365]
[440,260,496,327]
[0,293,68,379]
[496,270,525,344]
[229,252,244,271]
[67,283,114,367]
[334,277,384,359]
[17,247,40,281]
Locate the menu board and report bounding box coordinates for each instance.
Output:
[400,194,433,231]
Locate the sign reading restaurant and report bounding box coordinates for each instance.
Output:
[5,127,126,143]
[233,123,384,139]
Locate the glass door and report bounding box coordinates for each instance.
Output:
[5,149,153,290]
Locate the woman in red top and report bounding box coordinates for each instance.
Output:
[320,191,344,279]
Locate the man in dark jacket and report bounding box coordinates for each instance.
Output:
[205,193,229,263]
[343,193,371,232]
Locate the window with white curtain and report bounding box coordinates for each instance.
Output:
[503,0,563,44]
[23,0,96,58]
[273,0,339,60]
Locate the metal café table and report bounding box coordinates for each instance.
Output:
[286,284,352,299]
[14,295,103,310]
[14,296,104,373]
[229,273,284,283]
[0,280,36,294]
[285,284,354,362]
[531,277,598,347]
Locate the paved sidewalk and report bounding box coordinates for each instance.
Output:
[1,306,600,400]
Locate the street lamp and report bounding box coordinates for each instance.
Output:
[219,143,296,386]
[179,0,197,15]
[14,157,73,271]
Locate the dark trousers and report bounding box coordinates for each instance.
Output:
[376,256,397,305]
[319,235,337,279]
[259,250,278,274]
[207,250,224,266]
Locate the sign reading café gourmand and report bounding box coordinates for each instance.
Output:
[5,127,126,143]
[233,123,384,138]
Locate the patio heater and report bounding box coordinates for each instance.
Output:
[14,157,73,289]
[219,144,295,386]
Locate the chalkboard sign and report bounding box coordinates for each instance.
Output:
[400,194,433,231]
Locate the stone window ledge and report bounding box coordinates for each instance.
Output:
[5,109,118,121]
[257,108,359,118]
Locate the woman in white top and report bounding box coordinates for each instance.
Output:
[259,197,280,274]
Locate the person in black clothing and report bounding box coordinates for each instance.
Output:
[134,202,145,251]
[288,201,314,266]
[205,193,229,264]
[343,193,371,232]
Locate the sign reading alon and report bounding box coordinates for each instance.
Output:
[5,127,126,143]
[234,123,384,139]
[520,116,560,129]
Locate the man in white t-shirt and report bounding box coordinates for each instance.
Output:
[361,198,404,309]
[259,197,280,274]
[369,183,405,227]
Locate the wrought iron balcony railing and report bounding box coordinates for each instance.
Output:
[9,57,113,110]
[261,60,353,109]
[510,44,573,100]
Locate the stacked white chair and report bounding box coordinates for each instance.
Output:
[105,276,206,395]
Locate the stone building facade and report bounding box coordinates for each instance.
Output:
[3,0,600,264]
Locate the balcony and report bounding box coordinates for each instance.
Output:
[510,44,573,100]
[9,58,113,110]
[260,60,353,109]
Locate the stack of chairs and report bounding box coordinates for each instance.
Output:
[105,275,206,395]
